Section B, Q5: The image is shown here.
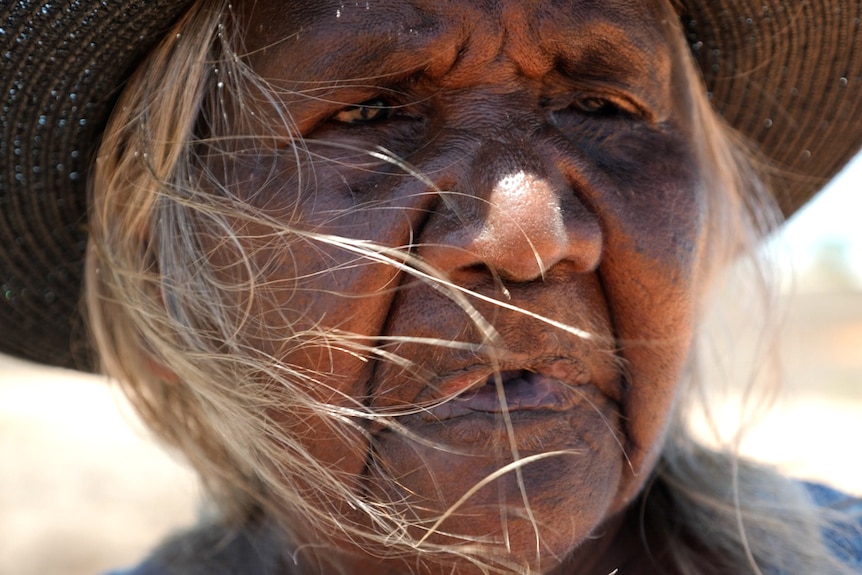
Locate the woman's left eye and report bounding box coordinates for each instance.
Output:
[332,98,393,124]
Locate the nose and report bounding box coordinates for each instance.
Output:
[419,148,603,283]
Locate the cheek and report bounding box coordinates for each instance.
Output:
[595,122,707,346]
[202,155,422,494]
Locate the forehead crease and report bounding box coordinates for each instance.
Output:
[246,0,451,83]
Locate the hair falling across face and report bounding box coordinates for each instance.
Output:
[88,0,757,573]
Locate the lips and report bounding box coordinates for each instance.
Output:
[418,361,592,422]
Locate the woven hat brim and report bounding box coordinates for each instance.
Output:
[2,0,862,370]
[685,0,862,215]
[1,1,195,370]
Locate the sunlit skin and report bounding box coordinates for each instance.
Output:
[210,0,713,572]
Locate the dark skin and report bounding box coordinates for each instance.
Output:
[213,0,712,572]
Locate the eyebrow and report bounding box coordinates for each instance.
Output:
[558,28,669,90]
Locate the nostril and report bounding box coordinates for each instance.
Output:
[464,262,492,277]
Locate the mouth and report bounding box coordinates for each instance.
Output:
[419,361,591,422]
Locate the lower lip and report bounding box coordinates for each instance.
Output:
[410,384,616,450]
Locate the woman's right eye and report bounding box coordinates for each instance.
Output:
[332,98,393,124]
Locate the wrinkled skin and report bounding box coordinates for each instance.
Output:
[217,0,711,572]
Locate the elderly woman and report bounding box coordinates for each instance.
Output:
[1,0,861,573]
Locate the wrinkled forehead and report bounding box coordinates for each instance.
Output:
[240,0,673,84]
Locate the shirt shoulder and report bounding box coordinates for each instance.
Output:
[806,482,862,569]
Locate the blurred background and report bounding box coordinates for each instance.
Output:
[2,154,861,575]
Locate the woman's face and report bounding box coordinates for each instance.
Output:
[219,0,709,571]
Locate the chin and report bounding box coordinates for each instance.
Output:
[351,400,626,573]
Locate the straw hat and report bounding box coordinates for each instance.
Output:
[2,0,862,370]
